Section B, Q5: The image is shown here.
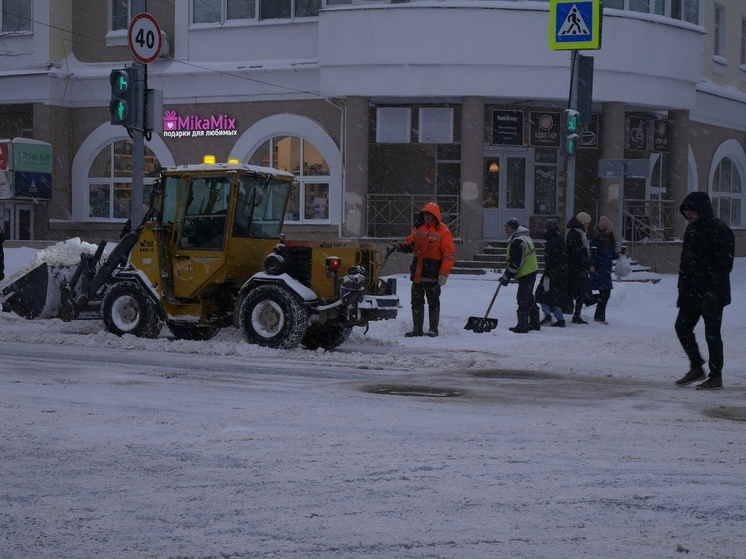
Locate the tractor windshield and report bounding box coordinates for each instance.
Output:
[232,174,291,239]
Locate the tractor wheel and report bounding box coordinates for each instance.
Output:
[301,322,353,351]
[102,281,162,339]
[239,284,308,349]
[167,323,220,341]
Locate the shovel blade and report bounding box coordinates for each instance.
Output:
[464,316,498,333]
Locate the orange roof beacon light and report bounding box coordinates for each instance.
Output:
[203,154,216,165]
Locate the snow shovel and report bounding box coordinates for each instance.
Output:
[464,282,501,333]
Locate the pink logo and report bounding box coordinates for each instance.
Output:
[163,110,178,131]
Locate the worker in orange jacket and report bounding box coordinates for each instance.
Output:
[390,202,456,337]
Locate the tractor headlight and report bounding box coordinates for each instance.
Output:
[340,266,367,306]
[264,252,286,275]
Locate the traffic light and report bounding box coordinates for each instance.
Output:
[109,68,138,128]
[561,109,580,157]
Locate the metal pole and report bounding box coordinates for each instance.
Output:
[565,50,579,224]
[129,0,147,230]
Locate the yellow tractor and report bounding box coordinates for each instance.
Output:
[1,161,399,350]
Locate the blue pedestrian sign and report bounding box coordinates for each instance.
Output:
[549,0,602,50]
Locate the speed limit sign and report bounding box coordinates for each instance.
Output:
[128,13,162,64]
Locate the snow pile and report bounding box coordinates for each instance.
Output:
[0,238,100,291]
[0,238,106,318]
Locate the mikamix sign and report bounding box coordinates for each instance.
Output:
[162,110,238,138]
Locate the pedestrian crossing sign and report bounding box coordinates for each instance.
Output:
[549,0,602,50]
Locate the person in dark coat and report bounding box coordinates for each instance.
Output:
[536,218,568,327]
[565,211,593,324]
[674,192,734,390]
[0,224,5,281]
[589,215,619,325]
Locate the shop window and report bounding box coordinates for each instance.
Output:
[714,4,725,58]
[606,0,699,23]
[711,157,742,228]
[110,0,135,31]
[1,0,32,33]
[86,140,160,220]
[193,0,255,23]
[248,136,329,223]
[194,0,319,22]
[418,108,454,144]
[376,108,411,144]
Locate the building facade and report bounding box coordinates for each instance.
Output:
[0,0,744,263]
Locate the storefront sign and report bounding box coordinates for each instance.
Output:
[0,143,8,171]
[12,142,53,173]
[577,113,599,148]
[162,110,238,138]
[0,171,10,198]
[653,119,670,152]
[530,112,561,148]
[627,117,648,151]
[491,110,524,146]
[14,172,52,199]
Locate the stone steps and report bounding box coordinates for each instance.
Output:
[452,239,656,282]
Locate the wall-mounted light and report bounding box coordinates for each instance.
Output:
[488,162,499,173]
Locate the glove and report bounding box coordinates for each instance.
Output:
[499,276,509,287]
[702,291,720,316]
[438,275,448,286]
[386,244,398,257]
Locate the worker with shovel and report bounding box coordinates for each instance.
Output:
[498,218,540,333]
[389,202,456,337]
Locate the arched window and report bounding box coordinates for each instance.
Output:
[87,140,161,219]
[711,157,742,228]
[248,136,330,223]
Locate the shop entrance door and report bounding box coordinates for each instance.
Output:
[15,204,33,240]
[482,149,532,239]
[2,203,34,240]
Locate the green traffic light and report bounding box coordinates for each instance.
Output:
[111,100,128,122]
[114,74,128,94]
[567,114,579,133]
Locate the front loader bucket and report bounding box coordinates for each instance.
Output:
[1,263,79,319]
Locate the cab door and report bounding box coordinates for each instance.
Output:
[170,175,233,299]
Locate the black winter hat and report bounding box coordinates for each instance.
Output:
[505,218,520,230]
[544,218,559,232]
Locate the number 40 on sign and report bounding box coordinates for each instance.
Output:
[128,13,163,64]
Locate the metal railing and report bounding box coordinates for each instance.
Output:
[366,194,460,239]
[623,199,676,243]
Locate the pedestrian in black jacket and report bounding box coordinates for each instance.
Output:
[0,225,5,281]
[674,192,735,390]
[536,219,568,327]
[565,212,593,324]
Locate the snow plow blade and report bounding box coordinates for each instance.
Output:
[1,263,78,319]
[464,316,499,333]
[464,282,501,334]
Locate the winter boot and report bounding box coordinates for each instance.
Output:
[550,320,566,327]
[675,367,706,386]
[405,307,425,337]
[426,308,440,337]
[509,311,532,333]
[529,307,541,331]
[540,313,554,325]
[696,376,723,390]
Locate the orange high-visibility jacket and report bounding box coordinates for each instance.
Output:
[400,202,457,284]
